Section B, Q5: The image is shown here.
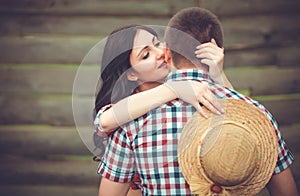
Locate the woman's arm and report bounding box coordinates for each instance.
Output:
[195,39,233,89]
[96,81,224,133]
[95,40,230,134]
[97,84,176,133]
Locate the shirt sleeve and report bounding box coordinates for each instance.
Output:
[94,104,116,137]
[97,127,136,183]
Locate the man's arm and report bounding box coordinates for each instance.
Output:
[98,177,131,196]
[266,167,298,196]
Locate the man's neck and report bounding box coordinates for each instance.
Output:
[176,64,208,71]
[171,59,208,71]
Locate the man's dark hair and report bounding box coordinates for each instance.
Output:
[165,7,224,69]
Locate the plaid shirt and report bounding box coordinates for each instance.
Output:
[98,69,294,195]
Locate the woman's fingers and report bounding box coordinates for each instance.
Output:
[167,80,225,118]
[195,46,222,60]
[195,38,224,58]
[196,41,215,49]
[200,58,213,66]
[196,42,219,51]
[194,83,224,116]
[203,91,224,114]
[193,103,208,119]
[196,38,219,48]
[198,94,223,116]
[211,38,217,45]
[196,51,216,60]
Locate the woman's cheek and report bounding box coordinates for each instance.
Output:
[136,62,156,73]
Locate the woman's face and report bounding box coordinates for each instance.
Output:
[129,29,170,83]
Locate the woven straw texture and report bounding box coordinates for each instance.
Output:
[178,98,278,195]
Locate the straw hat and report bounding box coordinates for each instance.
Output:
[178,98,278,196]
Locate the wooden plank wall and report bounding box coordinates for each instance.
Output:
[0,0,299,195]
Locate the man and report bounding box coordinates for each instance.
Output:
[98,7,297,195]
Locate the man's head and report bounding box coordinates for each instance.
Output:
[165,7,224,70]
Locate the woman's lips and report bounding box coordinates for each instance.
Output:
[158,62,167,69]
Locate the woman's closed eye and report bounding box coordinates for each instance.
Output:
[142,41,160,60]
[142,52,150,59]
[154,41,161,47]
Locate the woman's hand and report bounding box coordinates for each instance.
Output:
[164,80,224,118]
[195,39,224,82]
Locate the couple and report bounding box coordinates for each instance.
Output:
[94,7,297,196]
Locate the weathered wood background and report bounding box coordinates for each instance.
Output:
[0,0,299,195]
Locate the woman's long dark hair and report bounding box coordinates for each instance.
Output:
[93,25,157,159]
[94,25,157,114]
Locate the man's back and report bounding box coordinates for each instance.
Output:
[99,69,293,195]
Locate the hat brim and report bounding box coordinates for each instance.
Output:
[178,98,278,195]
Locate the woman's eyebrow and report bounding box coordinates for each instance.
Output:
[151,36,156,43]
[137,46,149,58]
[136,36,156,58]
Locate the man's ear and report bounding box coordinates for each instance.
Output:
[127,70,138,81]
[164,46,172,64]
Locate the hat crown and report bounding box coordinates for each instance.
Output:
[178,99,278,195]
[200,123,258,186]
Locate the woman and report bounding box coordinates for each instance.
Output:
[95,25,231,134]
[94,25,231,195]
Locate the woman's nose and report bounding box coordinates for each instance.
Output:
[159,42,166,49]
[155,47,164,59]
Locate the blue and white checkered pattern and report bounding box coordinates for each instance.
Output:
[98,69,294,195]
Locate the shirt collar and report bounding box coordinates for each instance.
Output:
[167,69,211,82]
